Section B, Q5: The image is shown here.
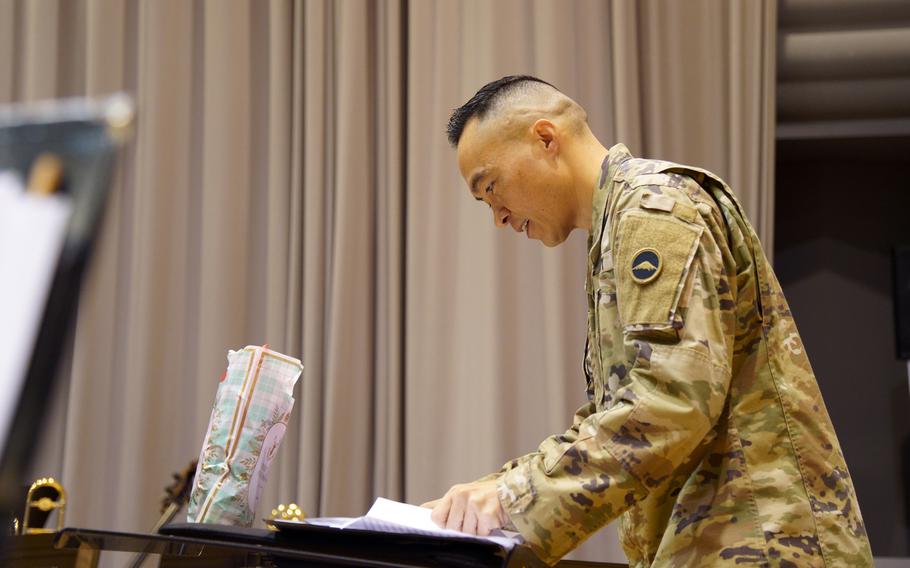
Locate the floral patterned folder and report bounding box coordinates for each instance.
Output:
[188,345,303,526]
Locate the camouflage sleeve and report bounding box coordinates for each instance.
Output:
[469,402,595,531]
[480,400,597,482]
[497,188,732,564]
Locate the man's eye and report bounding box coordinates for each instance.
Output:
[485,182,494,194]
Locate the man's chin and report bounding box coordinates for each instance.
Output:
[539,229,571,248]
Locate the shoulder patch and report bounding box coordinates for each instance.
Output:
[630,248,662,284]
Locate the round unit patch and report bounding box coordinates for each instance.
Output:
[630,248,662,284]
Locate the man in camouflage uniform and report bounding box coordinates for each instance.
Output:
[423,75,873,567]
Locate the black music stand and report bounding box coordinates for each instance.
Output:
[0,95,134,543]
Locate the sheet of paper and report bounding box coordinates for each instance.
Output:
[294,497,522,549]
[0,171,72,448]
[360,497,441,532]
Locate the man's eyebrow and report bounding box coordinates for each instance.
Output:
[469,169,488,201]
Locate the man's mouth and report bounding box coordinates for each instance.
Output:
[521,219,529,233]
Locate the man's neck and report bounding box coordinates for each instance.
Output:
[566,136,609,232]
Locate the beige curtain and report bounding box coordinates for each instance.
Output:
[1,0,774,564]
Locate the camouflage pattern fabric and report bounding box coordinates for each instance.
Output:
[490,144,873,567]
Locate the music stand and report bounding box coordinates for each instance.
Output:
[0,95,134,542]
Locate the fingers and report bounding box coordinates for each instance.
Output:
[476,512,494,536]
[445,488,466,531]
[477,500,504,536]
[461,508,478,535]
[428,481,505,536]
[429,494,451,528]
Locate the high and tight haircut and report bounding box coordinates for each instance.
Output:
[446,75,556,147]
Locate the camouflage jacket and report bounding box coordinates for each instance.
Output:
[492,144,873,567]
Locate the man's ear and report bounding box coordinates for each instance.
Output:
[531,119,558,155]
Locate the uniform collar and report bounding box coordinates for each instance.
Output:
[588,143,632,270]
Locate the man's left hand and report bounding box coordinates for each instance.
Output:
[420,479,509,536]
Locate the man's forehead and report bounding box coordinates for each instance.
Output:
[456,118,493,180]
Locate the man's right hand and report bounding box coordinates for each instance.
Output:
[420,478,510,536]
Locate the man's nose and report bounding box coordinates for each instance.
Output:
[493,204,510,228]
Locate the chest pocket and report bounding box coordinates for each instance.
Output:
[613,209,703,333]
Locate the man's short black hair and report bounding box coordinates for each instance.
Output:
[446,75,555,147]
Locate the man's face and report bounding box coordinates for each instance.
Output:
[456,117,576,247]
